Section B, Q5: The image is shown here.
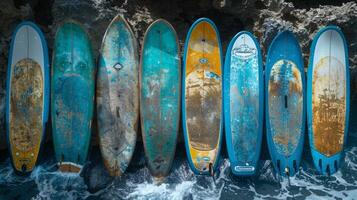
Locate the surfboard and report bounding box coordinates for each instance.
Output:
[266,31,305,177]
[96,15,139,177]
[224,31,263,176]
[140,19,180,179]
[5,21,49,173]
[182,18,223,175]
[51,21,95,173]
[307,26,349,175]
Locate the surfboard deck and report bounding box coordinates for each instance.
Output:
[182,18,223,175]
[307,26,349,175]
[51,21,95,173]
[5,21,49,173]
[266,31,305,177]
[96,15,139,177]
[224,31,263,176]
[140,19,180,179]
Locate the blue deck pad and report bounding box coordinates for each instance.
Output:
[269,60,303,156]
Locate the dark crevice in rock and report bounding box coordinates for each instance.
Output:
[33,0,54,27]
[255,0,267,9]
[13,0,38,9]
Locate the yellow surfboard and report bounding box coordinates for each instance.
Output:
[182,18,222,175]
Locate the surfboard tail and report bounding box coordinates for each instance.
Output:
[58,162,83,173]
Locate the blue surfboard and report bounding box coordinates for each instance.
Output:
[224,31,263,176]
[266,31,305,177]
[140,19,180,179]
[307,26,349,175]
[51,21,95,173]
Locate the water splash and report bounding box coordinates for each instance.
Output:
[1,143,357,199]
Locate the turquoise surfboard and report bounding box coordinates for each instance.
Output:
[51,21,95,173]
[140,19,180,179]
[266,31,305,177]
[96,15,139,177]
[223,31,263,176]
[5,21,49,173]
[307,26,349,175]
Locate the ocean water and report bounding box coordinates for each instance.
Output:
[0,130,357,200]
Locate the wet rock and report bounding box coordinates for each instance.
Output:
[253,1,357,67]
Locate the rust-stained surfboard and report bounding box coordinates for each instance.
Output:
[96,15,139,176]
[307,26,349,175]
[182,18,223,175]
[140,19,180,179]
[266,31,305,177]
[6,21,49,173]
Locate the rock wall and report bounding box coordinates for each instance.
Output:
[0,0,356,150]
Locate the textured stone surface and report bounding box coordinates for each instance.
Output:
[0,0,356,150]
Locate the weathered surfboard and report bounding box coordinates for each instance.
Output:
[223,31,263,176]
[51,21,95,173]
[266,31,305,177]
[182,18,223,175]
[307,26,349,175]
[140,19,180,179]
[5,21,49,173]
[96,15,139,177]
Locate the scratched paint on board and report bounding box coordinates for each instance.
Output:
[268,60,303,156]
[186,70,221,150]
[312,56,346,156]
[10,58,43,171]
[97,16,138,176]
[185,20,222,172]
[141,20,180,178]
[52,22,94,169]
[230,43,259,164]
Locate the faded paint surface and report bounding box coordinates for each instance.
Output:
[228,34,260,168]
[140,19,180,178]
[312,56,346,156]
[7,23,48,173]
[97,15,139,177]
[184,20,222,173]
[52,21,95,171]
[9,58,43,172]
[268,60,303,156]
[311,29,347,158]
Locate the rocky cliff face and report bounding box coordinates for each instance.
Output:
[0,0,356,149]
